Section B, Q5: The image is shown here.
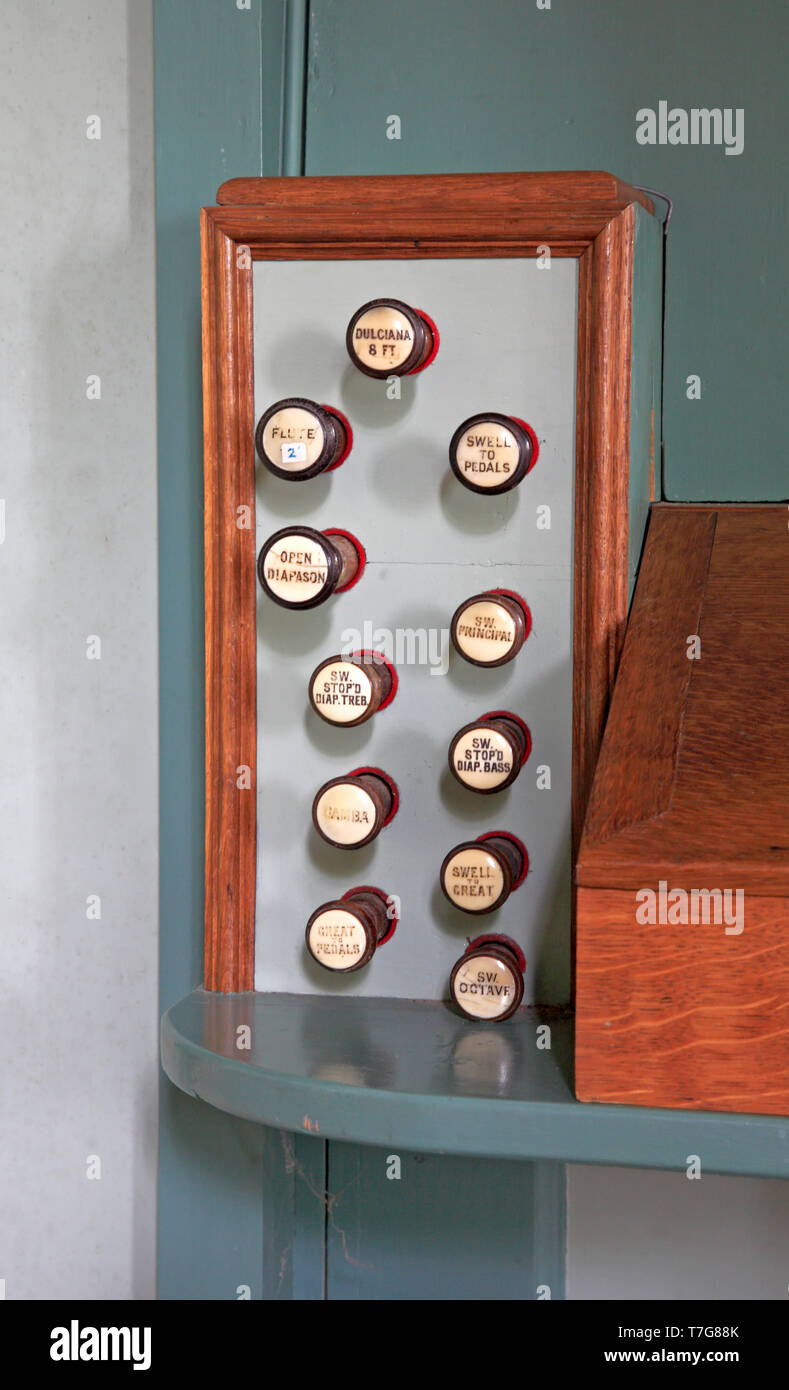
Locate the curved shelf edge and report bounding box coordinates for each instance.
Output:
[161,991,789,1178]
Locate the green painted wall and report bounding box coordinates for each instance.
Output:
[306,0,788,503]
[326,1147,564,1301]
[157,0,783,1299]
[155,0,273,1300]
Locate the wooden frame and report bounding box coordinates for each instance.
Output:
[576,504,789,1114]
[200,171,655,992]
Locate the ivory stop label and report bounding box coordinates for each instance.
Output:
[261,404,325,472]
[310,660,374,723]
[307,908,368,969]
[442,845,506,911]
[454,420,519,487]
[350,303,416,371]
[260,532,331,603]
[346,298,435,379]
[451,725,515,790]
[314,781,378,846]
[451,953,519,1020]
[449,412,535,494]
[453,598,518,663]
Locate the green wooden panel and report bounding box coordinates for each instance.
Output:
[155,0,275,1300]
[262,0,288,177]
[162,992,789,1179]
[282,0,308,174]
[261,1130,327,1299]
[326,1146,565,1301]
[159,1088,265,1301]
[306,0,789,503]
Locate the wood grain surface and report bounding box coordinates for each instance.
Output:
[578,505,789,892]
[201,212,257,991]
[572,202,636,855]
[576,887,789,1114]
[576,505,789,1114]
[210,171,653,258]
[217,170,654,211]
[580,507,716,849]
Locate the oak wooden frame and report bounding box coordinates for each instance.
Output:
[575,504,789,1115]
[201,171,655,991]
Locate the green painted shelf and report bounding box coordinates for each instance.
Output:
[161,991,789,1178]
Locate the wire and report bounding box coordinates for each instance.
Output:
[634,186,673,234]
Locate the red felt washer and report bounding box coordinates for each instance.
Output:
[408,308,440,374]
[510,416,540,474]
[324,528,366,592]
[342,883,399,947]
[479,709,532,766]
[349,766,399,826]
[489,588,532,642]
[349,649,399,712]
[322,405,354,472]
[477,830,529,891]
[466,932,526,974]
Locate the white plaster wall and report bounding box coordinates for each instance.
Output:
[567,1165,789,1300]
[0,0,157,1299]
